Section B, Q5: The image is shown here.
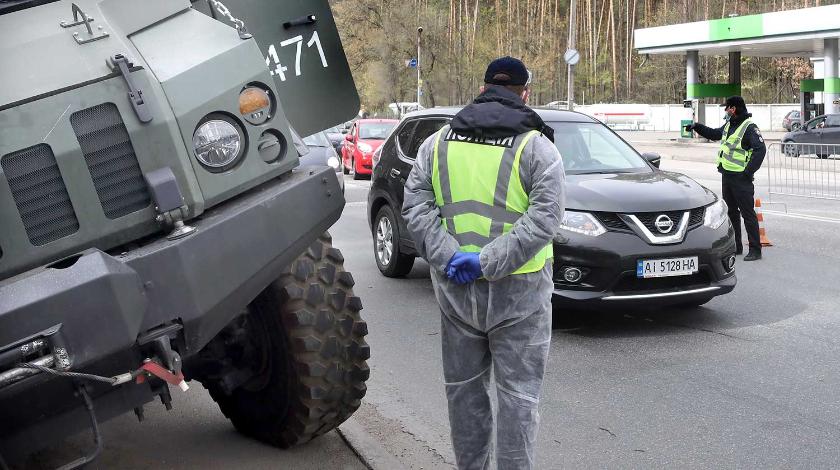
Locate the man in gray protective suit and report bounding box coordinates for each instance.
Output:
[402,56,565,469]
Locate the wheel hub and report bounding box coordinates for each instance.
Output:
[375,216,393,266]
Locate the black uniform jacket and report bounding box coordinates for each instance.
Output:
[692,113,766,177]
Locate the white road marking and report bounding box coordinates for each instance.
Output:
[763,209,840,224]
[345,201,367,207]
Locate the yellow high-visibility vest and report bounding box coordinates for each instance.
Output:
[431,127,552,275]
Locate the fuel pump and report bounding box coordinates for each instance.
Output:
[800,91,824,125]
[681,99,701,138]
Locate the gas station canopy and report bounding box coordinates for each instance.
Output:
[634,4,840,121]
[635,4,840,57]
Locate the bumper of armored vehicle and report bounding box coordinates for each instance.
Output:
[0,167,344,460]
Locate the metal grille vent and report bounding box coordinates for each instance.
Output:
[70,103,150,219]
[688,207,705,228]
[631,210,687,235]
[594,212,631,232]
[1,144,80,245]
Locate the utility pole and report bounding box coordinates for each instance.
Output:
[566,0,578,111]
[417,27,423,107]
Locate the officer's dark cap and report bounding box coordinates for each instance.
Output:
[484,56,530,86]
[721,96,747,109]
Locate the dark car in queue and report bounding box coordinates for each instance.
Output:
[782,114,840,159]
[366,108,737,309]
[782,110,802,131]
[325,125,345,154]
[341,118,398,179]
[302,131,344,193]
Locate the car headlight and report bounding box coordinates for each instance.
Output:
[558,210,606,236]
[703,199,729,230]
[327,156,340,170]
[358,142,373,153]
[192,115,245,171]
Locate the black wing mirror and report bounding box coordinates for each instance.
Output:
[642,152,661,168]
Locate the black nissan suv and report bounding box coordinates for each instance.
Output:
[367,108,737,308]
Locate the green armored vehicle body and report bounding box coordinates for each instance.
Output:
[0,0,369,465]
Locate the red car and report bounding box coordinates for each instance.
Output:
[342,119,398,179]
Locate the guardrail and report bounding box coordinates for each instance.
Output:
[766,142,840,201]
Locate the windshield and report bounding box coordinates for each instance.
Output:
[359,123,396,140]
[547,122,651,174]
[303,132,330,147]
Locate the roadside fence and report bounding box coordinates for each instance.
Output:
[765,142,840,201]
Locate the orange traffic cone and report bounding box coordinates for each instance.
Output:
[755,198,773,247]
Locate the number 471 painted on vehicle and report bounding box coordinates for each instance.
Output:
[265,31,328,81]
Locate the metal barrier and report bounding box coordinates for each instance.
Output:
[766,142,840,201]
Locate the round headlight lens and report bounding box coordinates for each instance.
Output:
[357,142,373,153]
[327,156,340,169]
[193,119,243,170]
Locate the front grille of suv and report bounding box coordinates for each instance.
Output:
[70,103,150,219]
[595,207,706,234]
[1,144,80,245]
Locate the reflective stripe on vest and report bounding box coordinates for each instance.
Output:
[431,126,552,275]
[717,119,754,172]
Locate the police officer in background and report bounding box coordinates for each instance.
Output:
[685,96,766,261]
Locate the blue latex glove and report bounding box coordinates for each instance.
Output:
[450,252,482,284]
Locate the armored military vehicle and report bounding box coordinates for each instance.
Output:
[0,0,369,466]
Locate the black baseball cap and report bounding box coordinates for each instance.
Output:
[484,56,531,86]
[721,96,746,109]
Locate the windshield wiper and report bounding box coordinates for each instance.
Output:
[573,170,636,175]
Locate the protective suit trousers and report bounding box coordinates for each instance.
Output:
[435,270,553,470]
[721,172,760,251]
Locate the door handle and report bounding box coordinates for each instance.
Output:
[390,168,402,178]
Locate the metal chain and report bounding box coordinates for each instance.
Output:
[208,0,249,36]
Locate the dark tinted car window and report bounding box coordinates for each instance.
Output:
[396,121,418,155]
[403,119,449,158]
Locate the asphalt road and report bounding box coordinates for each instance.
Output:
[17,141,840,469]
[337,148,840,469]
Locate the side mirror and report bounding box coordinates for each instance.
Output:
[642,152,661,168]
[345,134,353,142]
[341,128,348,134]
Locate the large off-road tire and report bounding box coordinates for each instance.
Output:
[207,233,370,448]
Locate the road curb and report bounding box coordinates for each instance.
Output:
[337,415,406,470]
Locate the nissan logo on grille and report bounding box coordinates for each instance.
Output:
[655,215,674,234]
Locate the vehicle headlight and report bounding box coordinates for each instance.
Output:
[327,156,340,170]
[703,199,729,230]
[558,210,606,236]
[358,142,373,153]
[192,116,245,171]
[239,85,274,125]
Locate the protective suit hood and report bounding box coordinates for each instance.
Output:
[451,85,555,142]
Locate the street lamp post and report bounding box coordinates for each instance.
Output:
[566,0,577,111]
[417,27,423,107]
